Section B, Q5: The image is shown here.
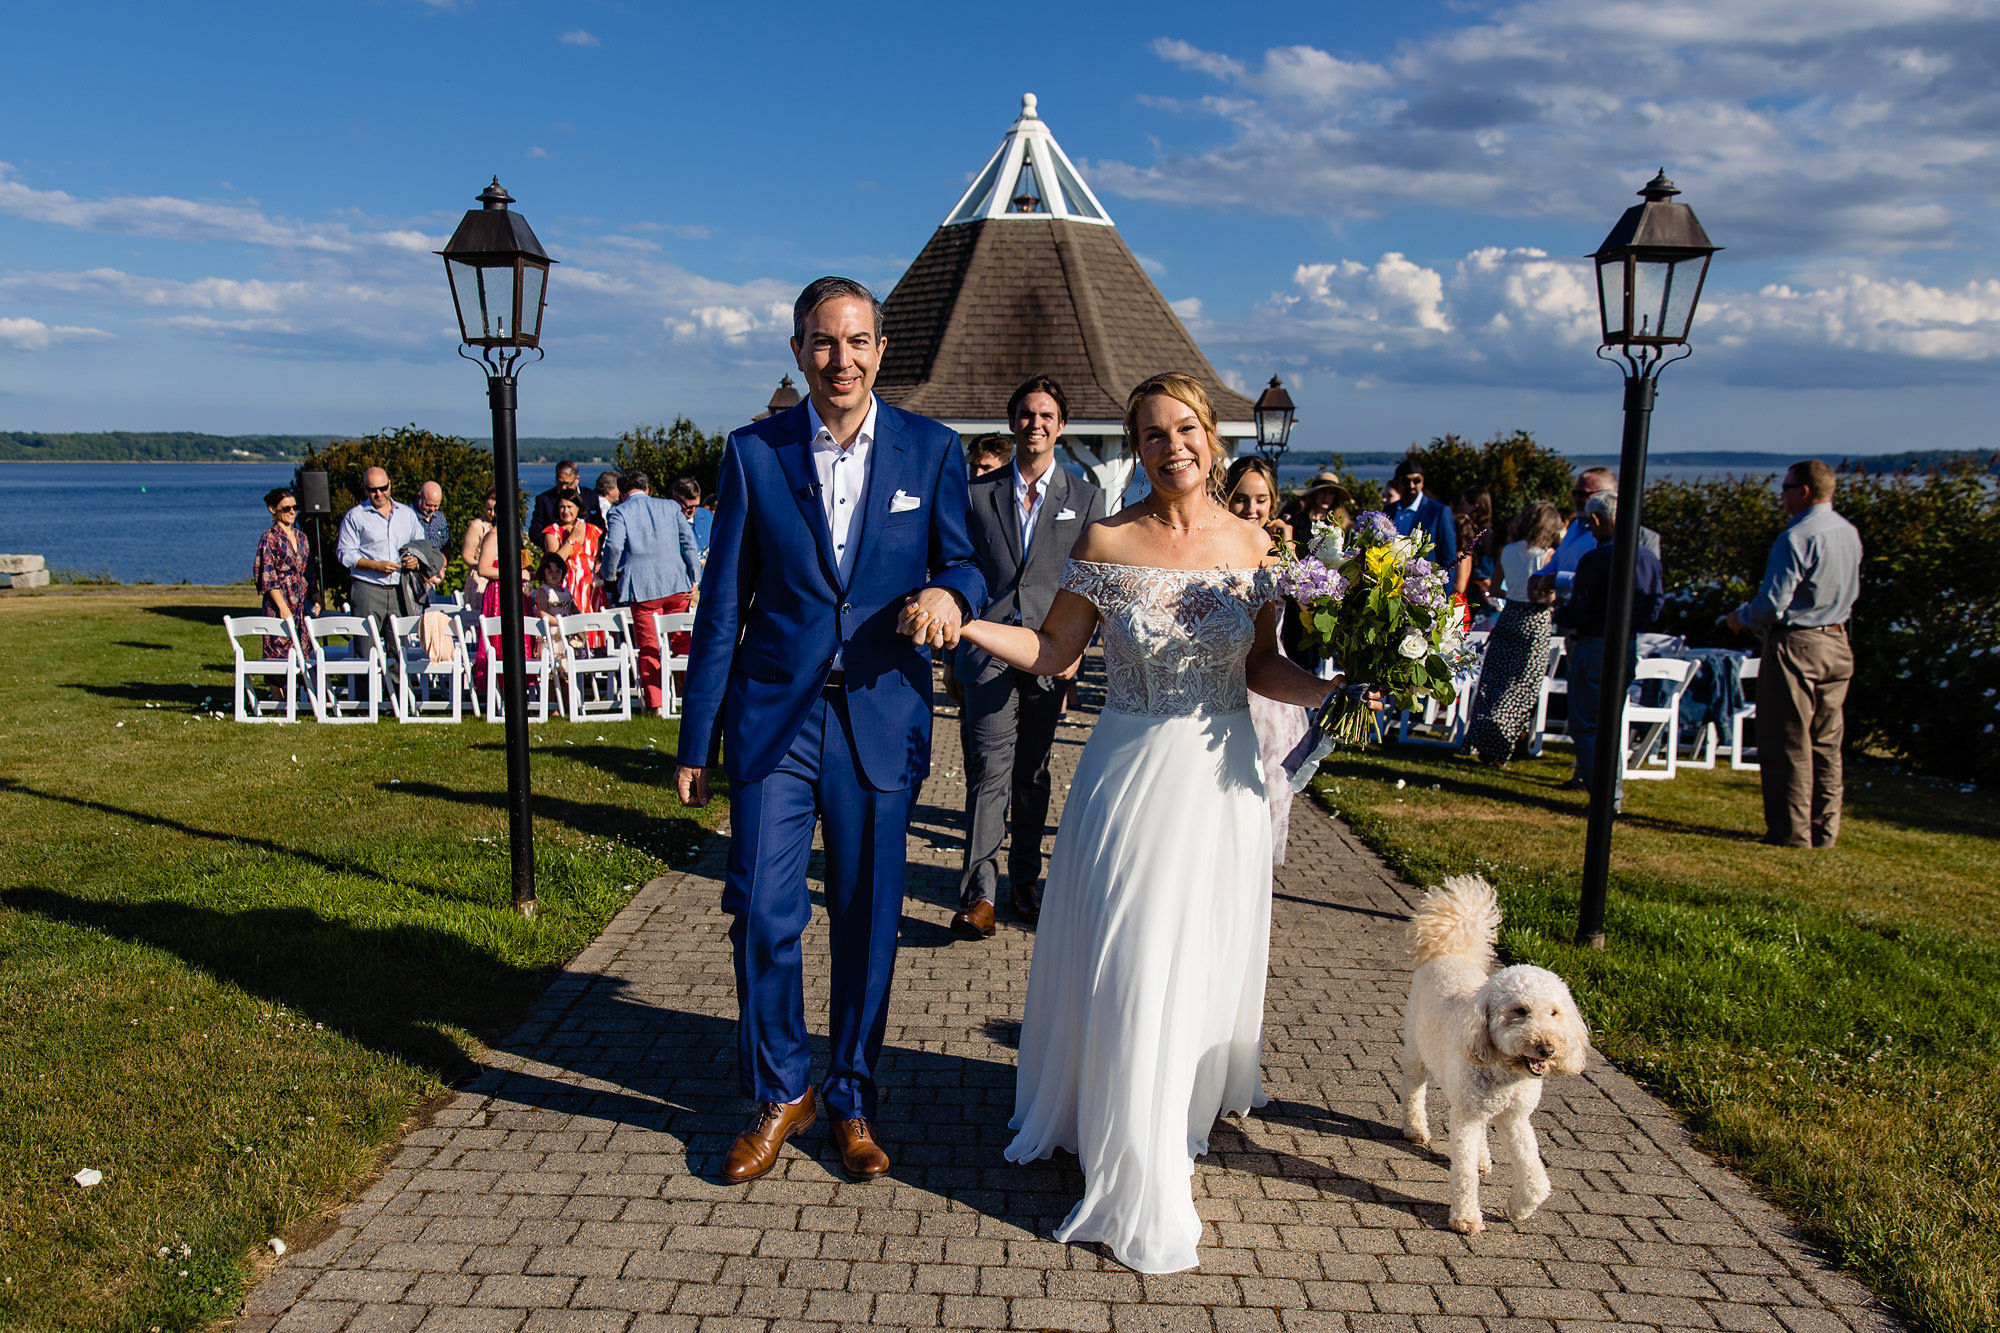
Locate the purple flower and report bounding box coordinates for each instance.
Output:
[1279,557,1350,606]
[1355,510,1397,540]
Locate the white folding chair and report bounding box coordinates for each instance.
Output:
[388,612,467,724]
[1731,657,1761,771]
[223,615,302,723]
[1527,636,1569,757]
[652,610,698,718]
[1395,629,1487,748]
[305,615,384,724]
[482,615,552,723]
[556,611,634,722]
[1622,656,1698,781]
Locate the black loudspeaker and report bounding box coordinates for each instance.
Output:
[296,470,332,517]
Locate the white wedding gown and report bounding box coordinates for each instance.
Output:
[1005,559,1279,1274]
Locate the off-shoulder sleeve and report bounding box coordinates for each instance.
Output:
[1058,558,1108,609]
[1254,566,1285,607]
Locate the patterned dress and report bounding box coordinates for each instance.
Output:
[252,524,313,660]
[1467,542,1554,765]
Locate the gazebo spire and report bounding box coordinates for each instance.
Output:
[941,93,1115,228]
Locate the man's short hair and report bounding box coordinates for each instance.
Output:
[1583,491,1617,524]
[1007,374,1069,426]
[1393,457,1424,482]
[556,459,579,479]
[669,476,701,503]
[595,470,621,496]
[1793,459,1836,503]
[793,276,883,343]
[621,470,650,494]
[1576,466,1615,492]
[969,433,1014,465]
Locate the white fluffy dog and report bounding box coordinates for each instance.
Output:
[1400,875,1589,1234]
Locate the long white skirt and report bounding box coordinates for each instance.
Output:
[1005,706,1273,1274]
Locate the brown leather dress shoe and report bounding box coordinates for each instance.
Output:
[950,899,997,938]
[1009,883,1041,922]
[829,1116,892,1180]
[722,1091,817,1183]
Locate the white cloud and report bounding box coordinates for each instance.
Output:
[0,161,435,254]
[526,147,550,160]
[0,316,112,350]
[1706,274,2000,361]
[1170,296,1203,320]
[558,29,600,47]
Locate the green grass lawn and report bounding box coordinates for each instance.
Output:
[1315,739,2000,1333]
[0,590,721,1332]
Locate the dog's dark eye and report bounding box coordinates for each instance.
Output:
[1511,1006,1529,1017]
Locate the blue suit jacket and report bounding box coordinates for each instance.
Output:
[602,492,701,603]
[1389,492,1458,568]
[676,399,987,791]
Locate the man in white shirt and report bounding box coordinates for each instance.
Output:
[335,467,425,634]
[946,376,1104,937]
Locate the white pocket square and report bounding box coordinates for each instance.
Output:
[1054,508,1077,520]
[889,490,922,513]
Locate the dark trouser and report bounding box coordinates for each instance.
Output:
[1757,625,1852,848]
[722,691,910,1120]
[346,579,401,641]
[1567,635,1635,811]
[956,660,1065,909]
[629,592,691,710]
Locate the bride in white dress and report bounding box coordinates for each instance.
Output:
[918,374,1348,1274]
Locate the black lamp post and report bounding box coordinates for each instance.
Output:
[1252,375,1297,464]
[439,177,556,918]
[1576,169,1719,949]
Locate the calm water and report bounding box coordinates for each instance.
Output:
[0,463,576,585]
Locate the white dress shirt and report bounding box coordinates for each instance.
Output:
[808,395,879,669]
[1013,460,1052,552]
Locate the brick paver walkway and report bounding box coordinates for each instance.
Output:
[243,676,1900,1333]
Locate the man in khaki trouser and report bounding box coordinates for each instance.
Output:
[1726,460,1864,848]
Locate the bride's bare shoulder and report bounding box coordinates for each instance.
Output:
[1068,511,1148,565]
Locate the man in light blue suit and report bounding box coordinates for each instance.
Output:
[675,277,986,1185]
[601,470,702,714]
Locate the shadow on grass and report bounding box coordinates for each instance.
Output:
[0,777,456,895]
[382,779,711,865]
[0,887,519,1080]
[142,604,236,626]
[114,640,175,651]
[63,680,226,709]
[1322,757,1584,820]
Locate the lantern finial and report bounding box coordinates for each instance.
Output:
[1638,170,1679,203]
[478,177,515,209]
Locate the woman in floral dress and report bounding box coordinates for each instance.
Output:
[252,486,316,660]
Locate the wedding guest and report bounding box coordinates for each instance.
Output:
[335,467,424,635]
[595,470,623,511]
[253,487,317,660]
[460,490,497,610]
[1554,466,1659,579]
[1225,456,1292,546]
[1725,460,1863,848]
[1384,459,1457,566]
[1279,469,1351,537]
[670,476,713,557]
[603,470,702,714]
[1452,485,1495,621]
[1553,491,1664,810]
[966,433,1014,478]
[540,492,604,625]
[1465,501,1563,766]
[413,481,450,603]
[529,459,601,535]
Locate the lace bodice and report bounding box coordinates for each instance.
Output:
[1060,559,1281,717]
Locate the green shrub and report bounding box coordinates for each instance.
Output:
[1397,429,1576,528]
[615,417,727,501]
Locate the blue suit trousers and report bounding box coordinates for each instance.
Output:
[721,690,910,1120]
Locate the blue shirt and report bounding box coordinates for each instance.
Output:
[336,500,427,587]
[1740,503,1862,631]
[1555,540,1665,638]
[688,505,713,556]
[418,508,450,555]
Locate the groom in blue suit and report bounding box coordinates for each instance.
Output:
[675,277,986,1183]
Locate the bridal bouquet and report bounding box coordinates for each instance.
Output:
[1275,510,1467,755]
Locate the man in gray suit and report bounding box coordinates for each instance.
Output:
[602,470,702,715]
[945,375,1104,938]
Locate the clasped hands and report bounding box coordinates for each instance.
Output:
[896,588,965,649]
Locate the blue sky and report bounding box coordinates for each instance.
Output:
[4,0,2000,457]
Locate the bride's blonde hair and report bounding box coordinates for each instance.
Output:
[1123,372,1229,498]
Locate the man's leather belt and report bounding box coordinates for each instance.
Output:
[1773,623,1846,635]
[823,669,846,690]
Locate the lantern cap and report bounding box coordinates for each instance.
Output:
[439,177,555,265]
[1591,169,1717,259]
[1253,375,1295,414]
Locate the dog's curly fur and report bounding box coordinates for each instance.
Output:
[1401,875,1589,1234]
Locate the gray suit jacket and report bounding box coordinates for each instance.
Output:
[958,463,1104,683]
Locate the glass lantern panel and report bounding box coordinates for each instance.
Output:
[518,262,548,343]
[1631,256,1669,341]
[1049,153,1104,220]
[1661,255,1704,341]
[447,258,497,342]
[1596,257,1628,341]
[1256,411,1288,447]
[945,144,1009,224]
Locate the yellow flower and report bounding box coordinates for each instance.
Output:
[1367,544,1403,595]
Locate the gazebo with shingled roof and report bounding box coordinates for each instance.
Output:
[872,93,1256,505]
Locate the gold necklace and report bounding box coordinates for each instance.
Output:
[1144,501,1212,532]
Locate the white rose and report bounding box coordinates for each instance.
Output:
[1398,627,1428,659]
[1311,523,1345,562]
